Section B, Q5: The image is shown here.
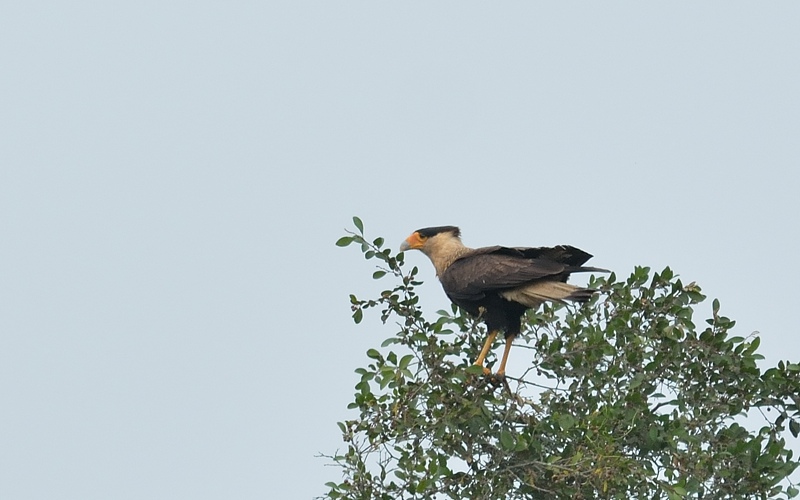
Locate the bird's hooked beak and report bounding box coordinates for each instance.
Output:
[400,231,424,252]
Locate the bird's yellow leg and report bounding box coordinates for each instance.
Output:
[474,330,498,375]
[496,334,516,378]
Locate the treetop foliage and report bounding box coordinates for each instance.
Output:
[324,217,800,499]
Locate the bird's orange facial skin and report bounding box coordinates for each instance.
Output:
[403,232,426,250]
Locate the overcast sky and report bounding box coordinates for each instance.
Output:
[2,2,799,499]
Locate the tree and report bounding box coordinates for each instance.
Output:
[323,218,800,499]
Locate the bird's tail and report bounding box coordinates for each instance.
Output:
[563,265,609,303]
[565,286,598,303]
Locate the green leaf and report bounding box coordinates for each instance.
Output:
[745,336,760,353]
[399,354,414,370]
[789,419,800,438]
[629,373,645,389]
[335,236,353,247]
[352,216,364,234]
[381,337,399,347]
[373,237,384,248]
[558,414,575,430]
[353,308,363,324]
[499,430,516,451]
[366,348,381,360]
[372,270,386,279]
[465,365,486,376]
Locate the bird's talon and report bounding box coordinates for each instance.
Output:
[487,373,505,387]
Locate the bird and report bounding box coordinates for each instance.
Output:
[400,226,607,378]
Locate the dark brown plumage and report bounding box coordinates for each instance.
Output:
[400,226,607,377]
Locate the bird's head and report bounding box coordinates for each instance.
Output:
[400,226,462,254]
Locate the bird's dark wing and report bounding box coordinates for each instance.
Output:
[440,246,572,302]
[510,245,594,267]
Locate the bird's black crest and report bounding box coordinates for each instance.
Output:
[416,226,461,238]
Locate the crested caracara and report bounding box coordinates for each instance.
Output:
[400,226,606,377]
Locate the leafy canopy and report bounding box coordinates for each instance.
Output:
[324,217,800,499]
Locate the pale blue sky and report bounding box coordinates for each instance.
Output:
[2,2,799,498]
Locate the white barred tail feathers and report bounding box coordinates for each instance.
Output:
[500,281,597,308]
